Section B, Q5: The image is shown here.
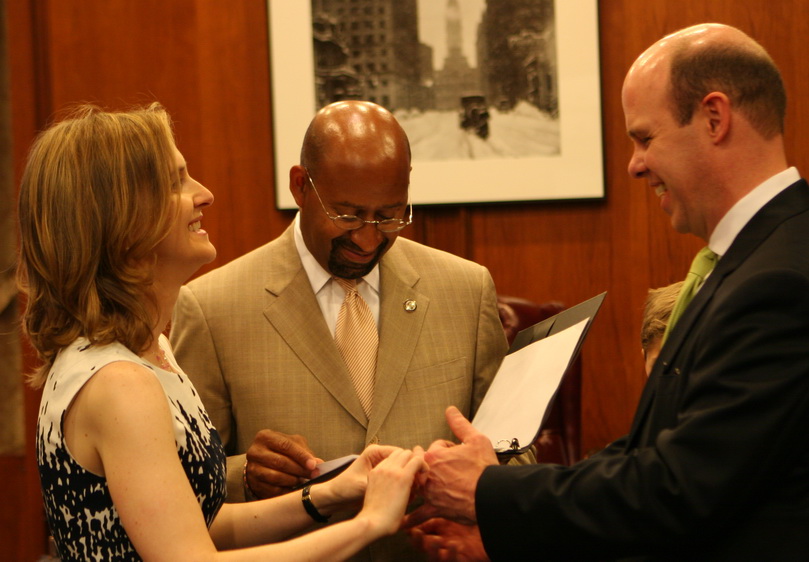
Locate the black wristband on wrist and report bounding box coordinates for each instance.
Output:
[301,485,329,523]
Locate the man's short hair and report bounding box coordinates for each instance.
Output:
[669,40,786,138]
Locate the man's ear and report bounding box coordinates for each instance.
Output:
[289,165,307,208]
[700,91,732,144]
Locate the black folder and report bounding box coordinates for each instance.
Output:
[473,292,606,455]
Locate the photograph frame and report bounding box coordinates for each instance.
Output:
[268,0,603,208]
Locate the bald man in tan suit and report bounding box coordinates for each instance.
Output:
[170,101,509,560]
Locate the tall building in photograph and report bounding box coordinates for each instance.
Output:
[433,0,481,110]
[311,0,421,111]
[418,42,436,110]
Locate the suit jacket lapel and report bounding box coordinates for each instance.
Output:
[627,180,809,447]
[262,226,368,426]
[367,245,428,439]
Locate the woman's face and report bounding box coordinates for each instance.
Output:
[153,148,216,284]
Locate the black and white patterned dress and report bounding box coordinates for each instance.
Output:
[36,335,226,561]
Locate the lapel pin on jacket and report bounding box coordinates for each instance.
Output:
[403,299,417,312]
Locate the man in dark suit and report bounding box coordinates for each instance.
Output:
[409,23,809,559]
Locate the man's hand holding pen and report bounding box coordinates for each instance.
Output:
[244,429,323,498]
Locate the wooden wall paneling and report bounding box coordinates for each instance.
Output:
[409,205,471,258]
[0,457,24,560]
[589,1,657,451]
[189,0,295,275]
[5,0,48,557]
[43,1,201,113]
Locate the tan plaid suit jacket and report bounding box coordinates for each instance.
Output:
[170,224,508,560]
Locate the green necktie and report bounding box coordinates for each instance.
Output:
[662,246,718,343]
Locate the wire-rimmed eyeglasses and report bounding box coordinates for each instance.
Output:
[304,168,413,233]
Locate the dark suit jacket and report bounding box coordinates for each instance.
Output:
[477,180,809,561]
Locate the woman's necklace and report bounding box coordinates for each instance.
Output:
[153,348,176,372]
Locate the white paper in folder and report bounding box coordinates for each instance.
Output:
[471,318,589,453]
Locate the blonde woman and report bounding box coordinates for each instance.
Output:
[18,103,423,561]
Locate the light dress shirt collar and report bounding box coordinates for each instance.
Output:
[708,167,800,257]
[293,212,380,337]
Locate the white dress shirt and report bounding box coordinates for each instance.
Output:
[709,167,800,257]
[294,213,380,337]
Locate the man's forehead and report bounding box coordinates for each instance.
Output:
[623,55,670,111]
[626,46,669,88]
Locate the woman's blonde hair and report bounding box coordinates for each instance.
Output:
[641,281,684,352]
[17,103,180,387]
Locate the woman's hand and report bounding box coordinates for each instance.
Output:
[310,444,400,515]
[354,447,426,538]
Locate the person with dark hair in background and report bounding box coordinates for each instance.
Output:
[19,103,424,560]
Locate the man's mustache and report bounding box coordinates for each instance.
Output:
[332,236,387,256]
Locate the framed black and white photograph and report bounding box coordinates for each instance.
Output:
[269,0,603,208]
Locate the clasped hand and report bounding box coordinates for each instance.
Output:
[404,406,499,561]
[242,406,497,557]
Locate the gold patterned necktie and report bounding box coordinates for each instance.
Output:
[662,246,719,343]
[334,277,378,418]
